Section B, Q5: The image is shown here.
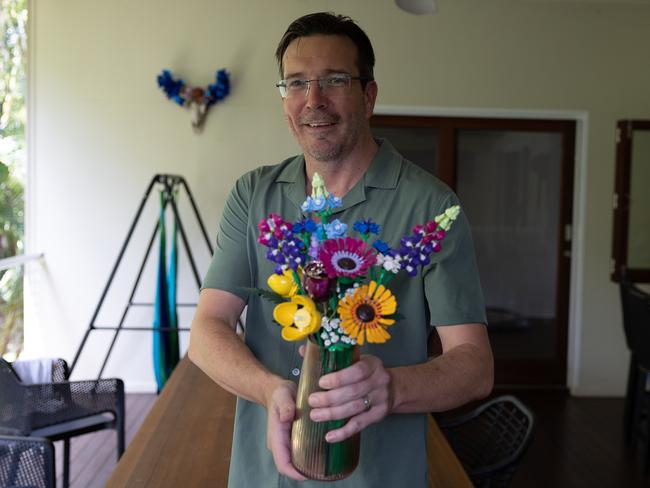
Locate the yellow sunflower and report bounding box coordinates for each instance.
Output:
[338,281,397,345]
[273,295,321,341]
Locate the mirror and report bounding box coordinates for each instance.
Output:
[611,120,650,282]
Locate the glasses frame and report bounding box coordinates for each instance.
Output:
[275,73,372,99]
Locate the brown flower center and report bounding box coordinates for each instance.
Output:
[337,257,357,270]
[356,304,376,323]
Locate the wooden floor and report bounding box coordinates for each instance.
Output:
[54,394,157,488]
[58,391,649,487]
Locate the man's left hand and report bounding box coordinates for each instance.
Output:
[307,354,393,443]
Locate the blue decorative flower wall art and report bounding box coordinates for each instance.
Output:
[157,69,231,132]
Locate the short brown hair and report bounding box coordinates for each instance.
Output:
[275,12,375,88]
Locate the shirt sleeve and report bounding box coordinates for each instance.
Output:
[202,174,253,302]
[423,198,487,327]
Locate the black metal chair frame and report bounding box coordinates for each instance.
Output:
[0,358,125,487]
[437,395,535,487]
[619,278,650,469]
[0,435,55,488]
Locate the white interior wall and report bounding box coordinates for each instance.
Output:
[24,0,650,394]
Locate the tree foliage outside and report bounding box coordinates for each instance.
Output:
[0,0,27,359]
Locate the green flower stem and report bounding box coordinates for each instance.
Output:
[321,346,355,476]
[291,269,305,295]
[377,269,387,287]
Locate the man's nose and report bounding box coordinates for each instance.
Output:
[305,80,327,109]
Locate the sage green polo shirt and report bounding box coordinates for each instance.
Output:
[203,139,486,488]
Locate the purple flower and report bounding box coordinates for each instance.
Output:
[258,214,307,272]
[309,234,320,260]
[394,219,448,276]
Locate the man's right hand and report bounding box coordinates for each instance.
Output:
[266,380,307,481]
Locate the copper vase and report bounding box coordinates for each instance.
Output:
[291,338,360,481]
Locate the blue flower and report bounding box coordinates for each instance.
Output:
[293,218,317,234]
[314,224,326,241]
[206,69,230,106]
[327,196,343,209]
[311,196,326,211]
[304,219,317,232]
[324,220,348,239]
[353,219,381,235]
[373,240,391,255]
[301,196,327,212]
[157,70,186,106]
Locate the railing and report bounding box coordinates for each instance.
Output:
[0,253,43,360]
[0,253,44,271]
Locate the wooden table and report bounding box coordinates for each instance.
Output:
[107,357,472,487]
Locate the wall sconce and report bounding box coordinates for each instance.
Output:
[157,69,230,133]
[395,0,438,14]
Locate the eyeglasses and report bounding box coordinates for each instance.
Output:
[276,73,371,99]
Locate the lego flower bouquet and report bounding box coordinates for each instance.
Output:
[254,173,460,480]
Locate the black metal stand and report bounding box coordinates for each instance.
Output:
[70,174,213,378]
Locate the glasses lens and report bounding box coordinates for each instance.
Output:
[323,74,351,89]
[278,74,358,98]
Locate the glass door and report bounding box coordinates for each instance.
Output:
[372,115,576,386]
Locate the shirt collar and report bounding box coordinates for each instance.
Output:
[274,138,402,213]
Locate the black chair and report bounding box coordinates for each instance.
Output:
[619,278,650,463]
[437,395,535,487]
[0,435,55,488]
[0,358,125,488]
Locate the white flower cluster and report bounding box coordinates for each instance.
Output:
[376,253,402,273]
[320,317,357,347]
[336,281,360,299]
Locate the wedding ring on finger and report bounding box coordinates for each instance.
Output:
[362,394,372,412]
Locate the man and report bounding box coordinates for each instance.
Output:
[189,12,493,488]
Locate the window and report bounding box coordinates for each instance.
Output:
[611,120,650,283]
[0,0,28,359]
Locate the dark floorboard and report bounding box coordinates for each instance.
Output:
[55,391,650,487]
[509,391,649,488]
[54,393,157,488]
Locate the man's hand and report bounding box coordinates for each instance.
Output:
[266,380,307,481]
[307,354,392,443]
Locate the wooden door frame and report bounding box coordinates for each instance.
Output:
[372,106,588,390]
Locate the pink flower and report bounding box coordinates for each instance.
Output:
[318,237,376,279]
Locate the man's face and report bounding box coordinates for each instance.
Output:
[281,35,376,163]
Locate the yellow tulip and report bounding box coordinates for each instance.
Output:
[273,295,321,341]
[267,269,299,297]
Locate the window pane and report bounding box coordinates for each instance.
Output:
[628,130,650,269]
[0,0,27,360]
[456,130,563,360]
[371,127,438,174]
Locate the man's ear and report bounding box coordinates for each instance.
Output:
[364,80,378,119]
